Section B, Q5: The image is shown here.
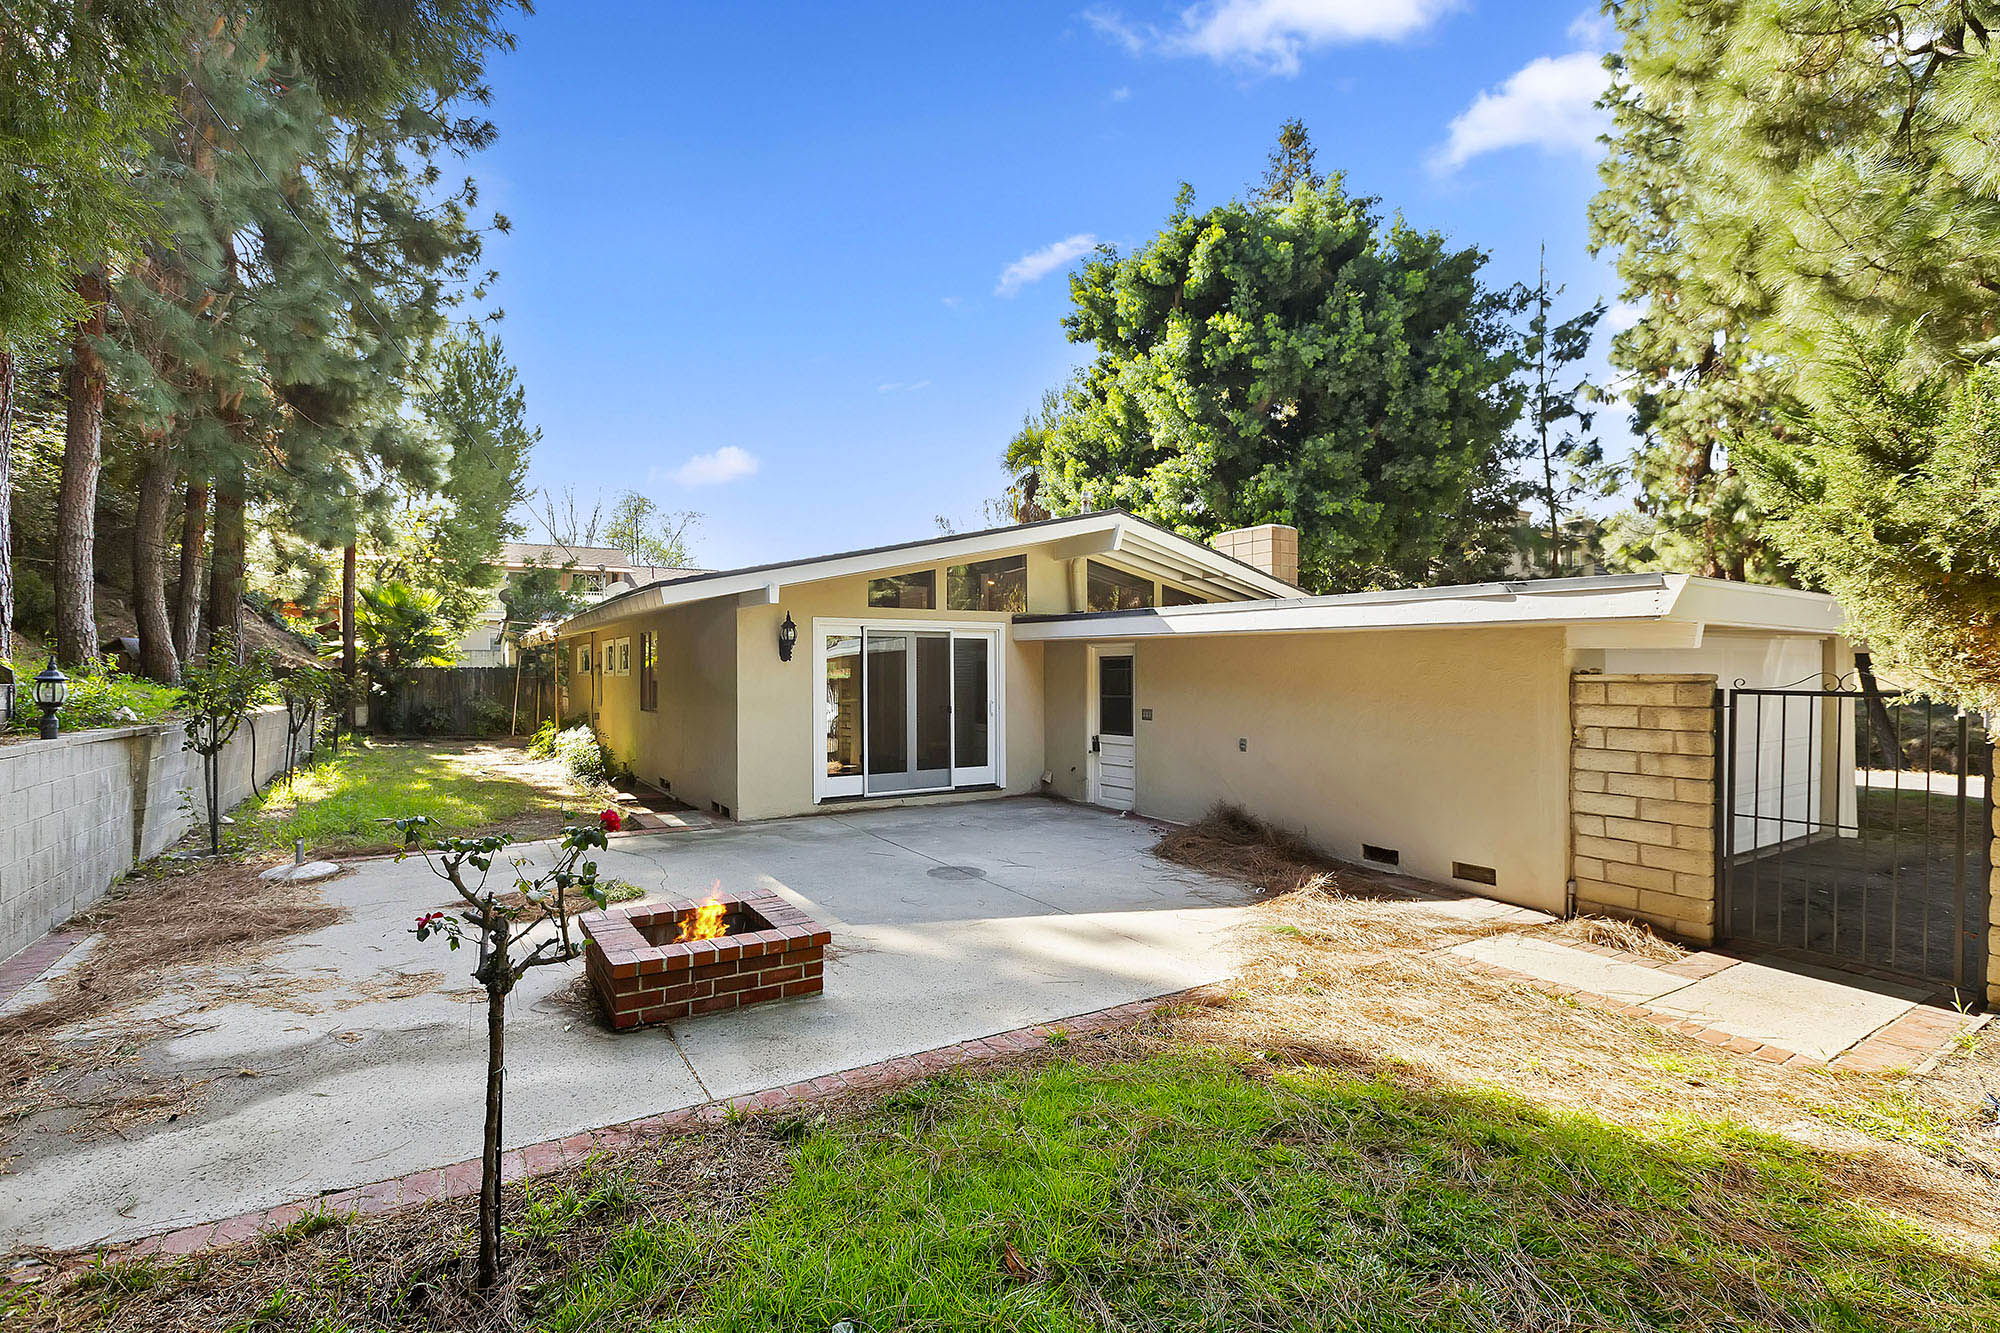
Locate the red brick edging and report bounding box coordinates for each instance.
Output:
[106,993,1188,1261]
[0,930,82,1009]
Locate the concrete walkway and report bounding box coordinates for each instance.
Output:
[1451,932,1984,1067]
[1,798,1256,1252]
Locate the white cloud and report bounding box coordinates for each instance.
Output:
[995,233,1098,296]
[1431,50,1609,172]
[1607,301,1643,332]
[663,445,759,487]
[877,380,931,393]
[1110,85,1132,101]
[1566,7,1614,48]
[1089,0,1460,76]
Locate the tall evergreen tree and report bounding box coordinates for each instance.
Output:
[1517,246,1606,576]
[1009,178,1524,593]
[1250,117,1322,204]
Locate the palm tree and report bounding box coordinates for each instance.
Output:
[356,581,453,728]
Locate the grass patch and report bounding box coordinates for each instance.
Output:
[548,1052,1997,1332]
[244,741,585,855]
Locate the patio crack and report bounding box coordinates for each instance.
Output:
[664,1027,712,1100]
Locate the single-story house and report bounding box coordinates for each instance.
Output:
[552,512,1972,988]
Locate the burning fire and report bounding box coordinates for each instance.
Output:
[676,889,728,943]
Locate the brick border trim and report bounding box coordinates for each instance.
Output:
[104,992,1192,1260]
[0,930,83,1009]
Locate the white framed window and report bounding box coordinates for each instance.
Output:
[814,617,1003,802]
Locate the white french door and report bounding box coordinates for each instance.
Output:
[816,621,1001,801]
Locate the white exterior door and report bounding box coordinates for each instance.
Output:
[1090,647,1135,811]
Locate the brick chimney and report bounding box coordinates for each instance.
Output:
[1211,524,1298,586]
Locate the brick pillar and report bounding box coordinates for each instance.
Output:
[1570,673,1720,943]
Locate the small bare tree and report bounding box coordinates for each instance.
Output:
[175,635,272,855]
[398,817,612,1293]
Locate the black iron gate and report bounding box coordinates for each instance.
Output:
[1719,683,1990,992]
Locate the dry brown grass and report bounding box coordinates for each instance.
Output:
[0,858,346,1149]
[1535,912,1685,961]
[1155,805,1352,896]
[18,1125,797,1333]
[1154,835,2000,1248]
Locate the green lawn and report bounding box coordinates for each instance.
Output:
[541,1054,1994,1333]
[243,740,585,854]
[44,1048,1998,1333]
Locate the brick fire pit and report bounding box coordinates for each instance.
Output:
[580,886,830,1029]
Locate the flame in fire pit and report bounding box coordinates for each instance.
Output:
[676,890,727,943]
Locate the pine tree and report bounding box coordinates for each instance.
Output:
[1517,246,1606,576]
[1250,118,1322,204]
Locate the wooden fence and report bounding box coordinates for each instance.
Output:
[377,665,560,736]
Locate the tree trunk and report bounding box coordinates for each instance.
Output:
[55,271,109,666]
[342,542,358,729]
[0,347,15,662]
[174,479,207,661]
[132,446,181,683]
[480,958,506,1292]
[206,473,244,657]
[1856,650,1902,770]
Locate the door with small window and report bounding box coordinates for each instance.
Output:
[1090,648,1135,811]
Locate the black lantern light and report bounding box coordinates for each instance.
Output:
[777,612,798,662]
[0,658,14,723]
[33,656,68,739]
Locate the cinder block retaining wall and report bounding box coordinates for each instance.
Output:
[0,705,309,962]
[1991,809,1999,1007]
[1570,672,1720,943]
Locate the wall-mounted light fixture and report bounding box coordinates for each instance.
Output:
[33,657,69,739]
[0,659,14,723]
[777,612,798,662]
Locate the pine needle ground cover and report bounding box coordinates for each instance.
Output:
[244,740,591,854]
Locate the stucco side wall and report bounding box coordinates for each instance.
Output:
[1053,626,1574,913]
[732,568,1045,822]
[571,597,739,816]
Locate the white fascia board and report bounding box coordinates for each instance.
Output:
[1010,577,1679,641]
[1663,576,1845,636]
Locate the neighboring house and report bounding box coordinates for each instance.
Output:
[456,543,703,665]
[555,513,1907,986]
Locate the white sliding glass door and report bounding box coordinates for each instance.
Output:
[816,622,1000,800]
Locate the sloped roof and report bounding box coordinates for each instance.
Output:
[558,511,1300,634]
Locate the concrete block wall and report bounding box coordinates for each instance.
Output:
[1570,672,1720,942]
[1991,804,1999,1008]
[0,705,308,962]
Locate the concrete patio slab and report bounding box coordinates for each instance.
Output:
[1645,957,1934,1061]
[0,798,1256,1252]
[1449,935,1692,1005]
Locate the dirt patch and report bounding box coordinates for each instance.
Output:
[0,857,347,1150]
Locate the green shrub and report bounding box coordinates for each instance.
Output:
[2,654,180,736]
[9,566,55,638]
[527,719,559,758]
[469,697,513,737]
[550,724,612,783]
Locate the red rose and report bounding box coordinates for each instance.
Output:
[599,809,623,832]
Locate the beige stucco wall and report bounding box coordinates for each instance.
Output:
[1043,626,1575,913]
[566,597,739,816]
[732,567,1045,821]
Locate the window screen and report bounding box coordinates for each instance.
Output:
[1161,584,1205,607]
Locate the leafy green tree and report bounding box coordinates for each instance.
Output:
[1009,177,1525,592]
[603,490,699,568]
[176,634,274,855]
[1517,247,1607,576]
[1745,333,2000,710]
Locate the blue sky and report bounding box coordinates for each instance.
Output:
[481,2,1626,571]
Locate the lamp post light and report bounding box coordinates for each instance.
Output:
[0,659,14,725]
[33,657,68,740]
[777,612,798,662]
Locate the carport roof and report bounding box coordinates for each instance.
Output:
[1011,573,1845,648]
